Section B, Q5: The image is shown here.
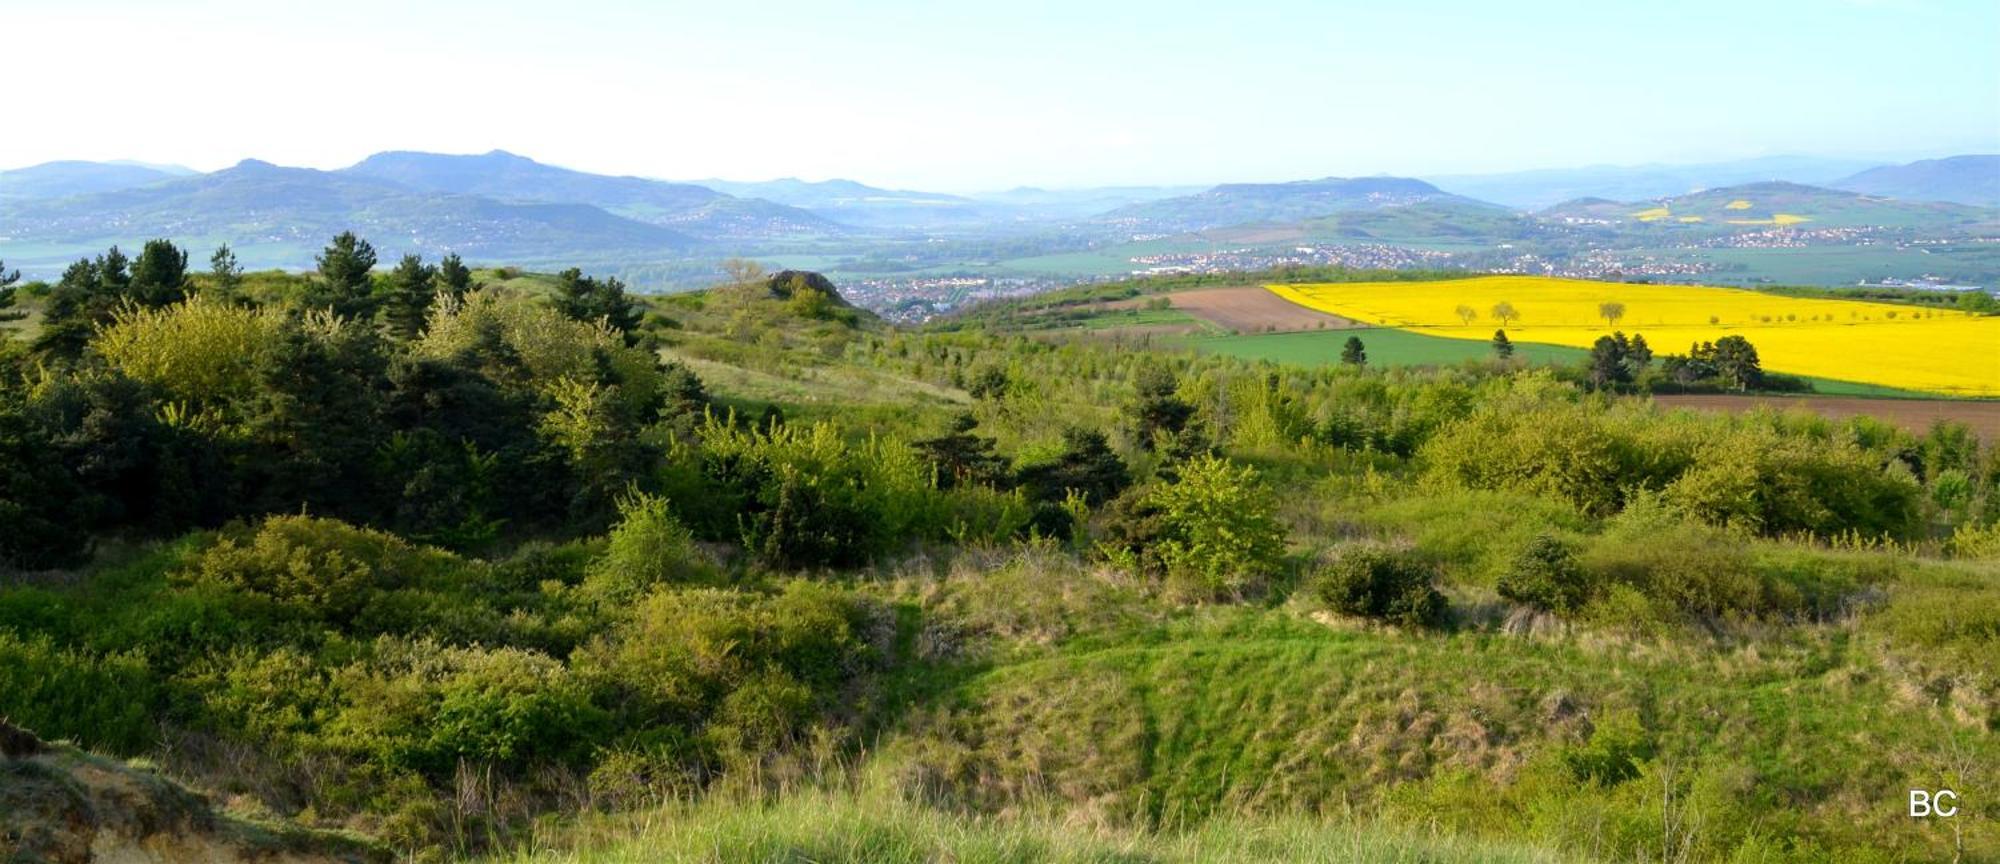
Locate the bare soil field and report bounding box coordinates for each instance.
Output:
[1170,286,1360,333]
[1654,394,2000,440]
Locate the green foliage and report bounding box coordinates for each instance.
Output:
[127,238,191,308]
[1496,534,1593,614]
[335,640,605,775]
[174,515,460,627]
[1339,335,1366,366]
[1310,545,1447,628]
[206,243,243,304]
[380,253,437,340]
[0,631,159,754]
[94,296,283,406]
[307,231,379,320]
[553,267,642,343]
[1099,455,1285,599]
[584,491,705,602]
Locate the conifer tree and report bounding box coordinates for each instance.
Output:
[382,254,438,340]
[308,232,378,320]
[1340,335,1366,366]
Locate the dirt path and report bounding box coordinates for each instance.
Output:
[1653,394,2000,440]
[1170,286,1361,333]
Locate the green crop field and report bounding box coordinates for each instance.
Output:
[1189,326,1586,367]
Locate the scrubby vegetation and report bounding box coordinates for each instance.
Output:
[2,237,1995,862]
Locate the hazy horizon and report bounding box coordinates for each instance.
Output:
[4,0,1996,192]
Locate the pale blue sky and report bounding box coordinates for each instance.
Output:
[2,0,1995,190]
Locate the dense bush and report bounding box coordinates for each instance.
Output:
[1099,455,1286,599]
[1496,534,1593,614]
[584,492,706,602]
[1310,546,1448,628]
[1422,397,1923,540]
[0,631,159,754]
[174,516,462,627]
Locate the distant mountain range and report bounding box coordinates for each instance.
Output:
[3,158,696,264]
[0,160,193,201]
[1,151,1993,285]
[1540,181,1998,232]
[1830,155,2000,208]
[1424,156,1891,210]
[344,151,843,237]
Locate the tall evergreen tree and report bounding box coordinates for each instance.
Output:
[553,267,642,344]
[0,259,22,323]
[127,239,190,308]
[308,231,378,320]
[208,244,244,304]
[1491,329,1514,360]
[1340,335,1367,366]
[436,252,474,304]
[381,254,438,340]
[33,253,120,358]
[96,246,131,295]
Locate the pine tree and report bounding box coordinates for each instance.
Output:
[208,244,244,305]
[436,253,474,304]
[0,258,22,323]
[553,267,641,344]
[382,254,438,340]
[127,239,189,308]
[308,232,379,320]
[1340,335,1366,366]
[1491,329,1514,360]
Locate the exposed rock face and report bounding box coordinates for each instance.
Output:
[0,723,383,864]
[764,270,846,303]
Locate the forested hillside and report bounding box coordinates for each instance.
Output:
[0,239,1994,862]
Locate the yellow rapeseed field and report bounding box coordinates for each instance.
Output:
[1268,276,2000,396]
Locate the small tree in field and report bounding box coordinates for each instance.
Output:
[1340,336,1366,366]
[1491,301,1519,327]
[1491,329,1514,360]
[1599,301,1625,327]
[1454,304,1477,325]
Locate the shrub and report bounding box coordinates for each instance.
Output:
[1581,501,1778,618]
[93,296,283,406]
[1496,534,1593,614]
[331,640,604,776]
[1310,546,1447,628]
[0,632,160,754]
[176,515,464,627]
[1099,455,1285,600]
[584,492,704,602]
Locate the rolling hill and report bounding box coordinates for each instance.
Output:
[1832,155,2000,207]
[1100,176,1496,234]
[0,158,697,273]
[1425,155,1884,210]
[0,159,193,201]
[1540,180,2000,231]
[342,150,843,238]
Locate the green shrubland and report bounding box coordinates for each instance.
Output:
[0,243,1994,862]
